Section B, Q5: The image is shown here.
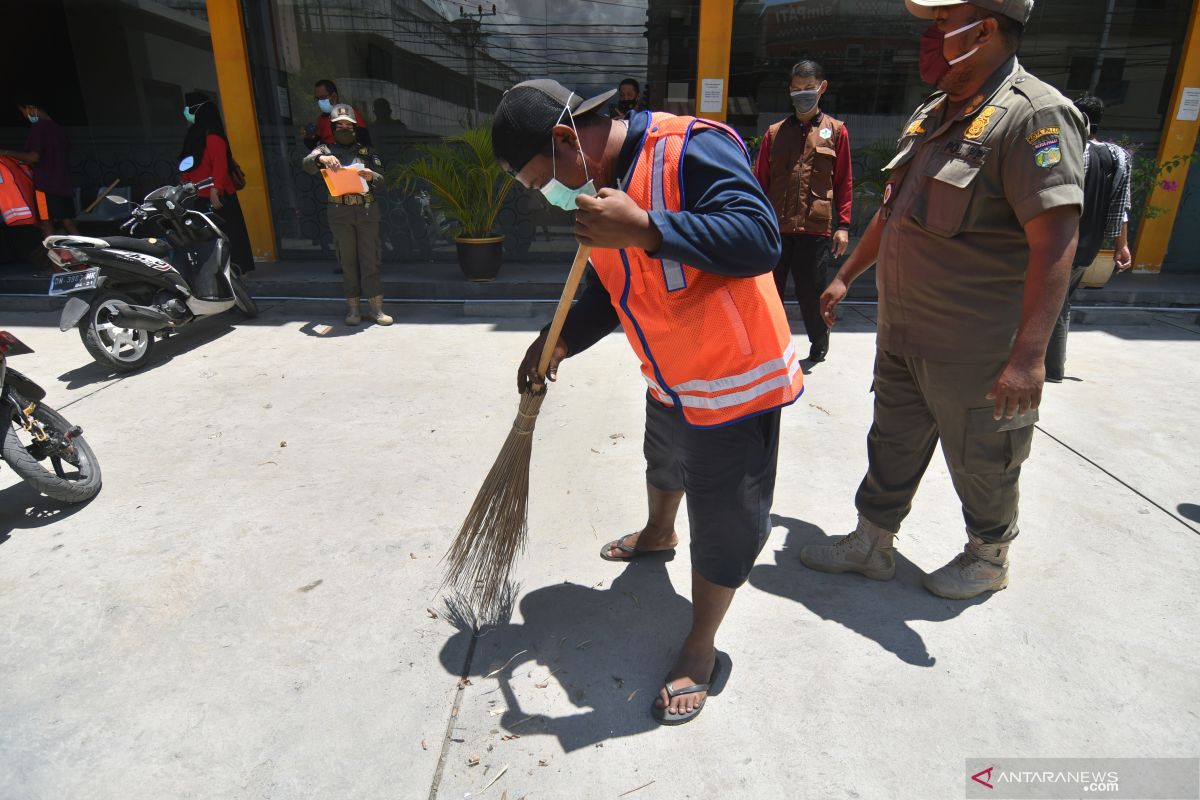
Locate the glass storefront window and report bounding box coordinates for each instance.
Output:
[242,0,652,264]
[694,0,1194,242]
[0,0,220,262]
[2,0,1195,270]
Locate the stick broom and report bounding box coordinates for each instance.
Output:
[443,245,593,618]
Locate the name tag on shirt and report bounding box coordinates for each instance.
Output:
[943,140,991,166]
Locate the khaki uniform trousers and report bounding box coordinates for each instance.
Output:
[854,348,1037,543]
[328,201,382,299]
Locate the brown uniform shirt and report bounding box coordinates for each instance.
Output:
[876,56,1086,363]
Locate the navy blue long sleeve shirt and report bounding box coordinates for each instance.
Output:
[558,111,782,356]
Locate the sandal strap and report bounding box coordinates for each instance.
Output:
[608,533,638,555]
[664,682,710,699]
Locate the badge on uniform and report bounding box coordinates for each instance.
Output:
[820,127,833,140]
[905,119,926,137]
[1028,126,1062,169]
[964,106,1001,140]
[883,181,894,205]
[1033,140,1062,168]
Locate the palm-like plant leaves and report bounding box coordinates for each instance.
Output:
[390,126,515,239]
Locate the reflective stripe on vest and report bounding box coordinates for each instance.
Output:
[672,342,797,395]
[651,137,686,292]
[675,356,802,410]
[643,373,674,405]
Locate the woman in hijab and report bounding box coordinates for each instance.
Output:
[179,91,255,273]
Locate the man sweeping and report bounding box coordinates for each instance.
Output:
[493,79,802,724]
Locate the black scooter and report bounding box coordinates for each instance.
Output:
[1,331,101,503]
[43,175,257,372]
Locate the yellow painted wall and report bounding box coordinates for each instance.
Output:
[1133,0,1200,272]
[206,0,277,261]
[696,0,734,122]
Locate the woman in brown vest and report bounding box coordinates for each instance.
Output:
[754,60,853,363]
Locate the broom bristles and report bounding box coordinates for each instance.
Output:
[442,390,546,618]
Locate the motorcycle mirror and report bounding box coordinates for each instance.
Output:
[179,156,195,171]
[108,195,130,205]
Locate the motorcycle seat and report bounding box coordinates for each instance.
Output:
[101,236,172,259]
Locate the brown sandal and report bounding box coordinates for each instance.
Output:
[599,533,676,562]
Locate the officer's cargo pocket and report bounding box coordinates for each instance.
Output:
[963,407,1037,474]
[918,156,980,237]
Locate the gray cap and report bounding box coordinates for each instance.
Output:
[330,104,356,124]
[905,0,1033,25]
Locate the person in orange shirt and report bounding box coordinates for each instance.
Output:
[179,92,255,274]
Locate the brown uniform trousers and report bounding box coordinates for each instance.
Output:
[328,201,382,299]
[855,350,1036,544]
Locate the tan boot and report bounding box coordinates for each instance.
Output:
[922,533,1010,599]
[799,517,897,580]
[345,298,361,326]
[368,295,393,326]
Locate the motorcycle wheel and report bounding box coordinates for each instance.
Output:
[80,290,155,372]
[2,401,102,503]
[231,273,258,318]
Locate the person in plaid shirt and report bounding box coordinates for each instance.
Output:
[1045,94,1132,383]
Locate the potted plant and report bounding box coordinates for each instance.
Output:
[390,125,515,281]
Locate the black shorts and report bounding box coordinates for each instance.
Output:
[643,393,781,588]
[39,192,76,222]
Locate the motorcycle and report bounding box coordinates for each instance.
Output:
[1,331,101,503]
[42,171,257,372]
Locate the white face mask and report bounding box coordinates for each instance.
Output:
[945,18,984,67]
[540,95,597,211]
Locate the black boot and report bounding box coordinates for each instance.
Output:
[808,334,829,363]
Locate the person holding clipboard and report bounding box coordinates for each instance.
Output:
[302,104,392,326]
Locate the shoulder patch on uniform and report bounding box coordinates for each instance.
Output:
[1033,140,1062,168]
[964,106,1004,141]
[1026,126,1060,145]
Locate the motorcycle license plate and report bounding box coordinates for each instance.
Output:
[48,268,99,296]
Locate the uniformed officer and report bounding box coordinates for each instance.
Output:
[802,0,1085,599]
[302,104,393,326]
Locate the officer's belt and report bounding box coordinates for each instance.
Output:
[329,194,372,207]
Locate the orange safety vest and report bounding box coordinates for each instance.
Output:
[590,112,803,428]
[0,156,36,227]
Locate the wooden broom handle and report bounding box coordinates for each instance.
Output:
[535,244,592,383]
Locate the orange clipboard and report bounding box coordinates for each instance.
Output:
[321,167,370,197]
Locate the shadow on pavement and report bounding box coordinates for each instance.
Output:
[1177,503,1200,525]
[748,514,989,668]
[54,314,239,390]
[0,480,95,543]
[438,554,725,752]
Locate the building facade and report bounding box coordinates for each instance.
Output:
[2,0,1196,272]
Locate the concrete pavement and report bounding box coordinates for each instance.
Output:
[1,303,1197,799]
